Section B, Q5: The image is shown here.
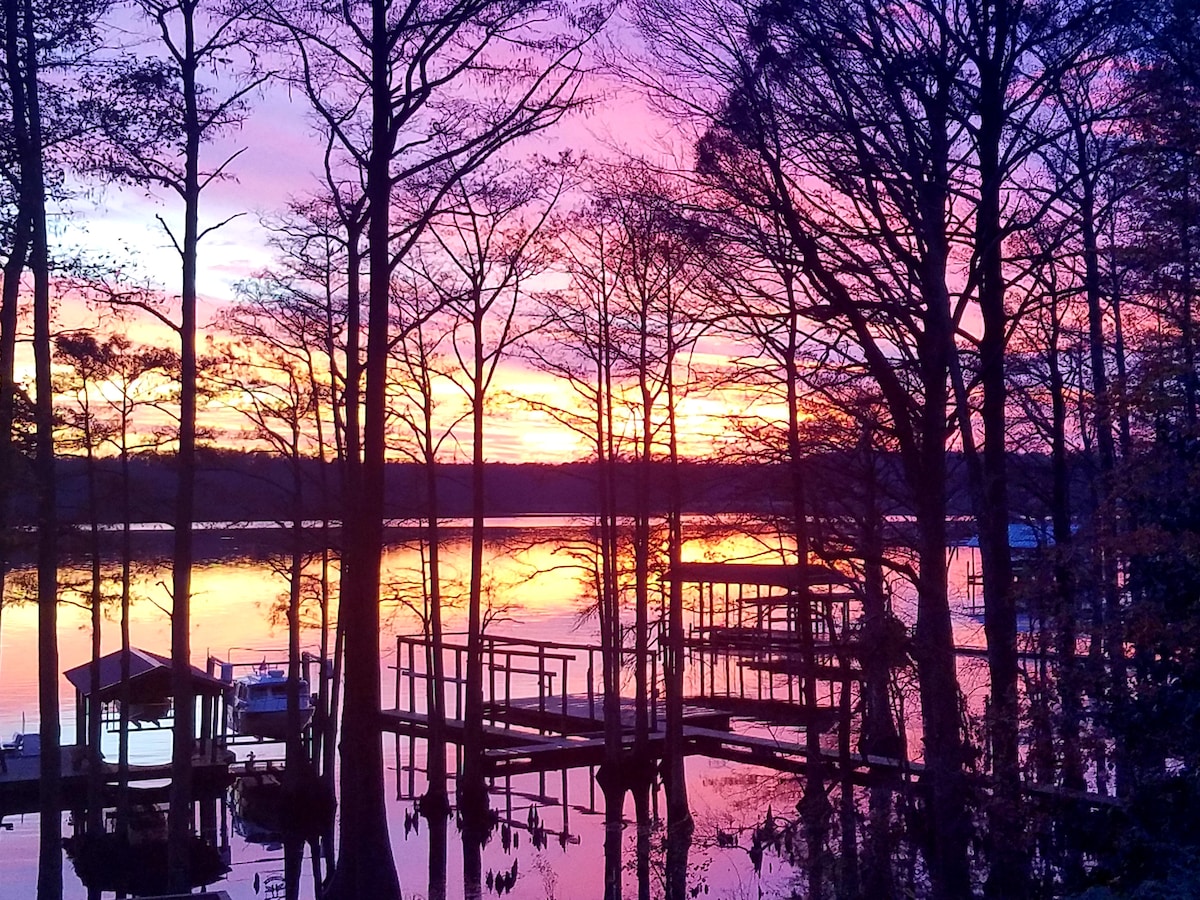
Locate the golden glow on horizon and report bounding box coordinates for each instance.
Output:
[45,312,815,464]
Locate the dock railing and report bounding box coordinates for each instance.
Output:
[391,630,671,735]
[393,633,612,731]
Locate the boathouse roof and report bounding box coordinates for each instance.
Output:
[962,522,1057,551]
[64,647,227,701]
[665,561,853,588]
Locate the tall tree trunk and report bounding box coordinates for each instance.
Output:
[973,11,1024,888]
[85,404,104,834]
[308,339,336,801]
[1047,296,1084,792]
[0,206,27,617]
[596,296,625,900]
[167,2,202,885]
[285,448,305,779]
[459,307,489,818]
[911,425,969,900]
[322,219,361,818]
[422,387,449,820]
[118,417,133,831]
[18,0,61,887]
[858,424,897,898]
[284,452,306,900]
[325,3,401,894]
[33,195,60,900]
[630,321,653,855]
[913,227,970,898]
[1108,222,1132,458]
[859,426,899,759]
[0,0,31,660]
[411,331,449,833]
[663,336,691,900]
[784,285,827,897]
[1079,144,1127,795]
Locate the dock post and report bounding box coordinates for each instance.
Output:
[75,689,86,748]
[650,648,658,732]
[200,690,212,760]
[408,640,417,715]
[561,657,569,724]
[455,648,463,720]
[489,641,498,721]
[504,652,512,724]
[587,650,596,721]
[395,637,403,712]
[538,646,546,717]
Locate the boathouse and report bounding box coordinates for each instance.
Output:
[64,647,229,757]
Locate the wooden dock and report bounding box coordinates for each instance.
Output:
[481,724,909,784]
[378,709,560,750]
[0,747,235,815]
[383,627,862,780]
[485,735,651,777]
[381,693,736,777]
[487,694,733,734]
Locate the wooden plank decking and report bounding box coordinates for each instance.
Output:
[684,726,922,780]
[487,694,734,734]
[485,736,637,777]
[484,725,913,782]
[377,709,559,750]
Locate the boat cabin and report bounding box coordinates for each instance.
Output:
[226,667,313,740]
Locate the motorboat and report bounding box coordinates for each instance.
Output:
[227,667,314,740]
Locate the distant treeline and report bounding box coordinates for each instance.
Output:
[12,448,1087,527]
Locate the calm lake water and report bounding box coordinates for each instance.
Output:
[0,517,992,899]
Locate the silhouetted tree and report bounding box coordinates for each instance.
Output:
[93,0,265,883]
[0,0,81,887]
[630,1,974,891]
[423,163,565,817]
[388,257,456,865]
[525,185,630,900]
[54,332,117,837]
[258,2,606,894]
[238,197,355,808]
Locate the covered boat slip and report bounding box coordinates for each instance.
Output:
[63,648,230,759]
[62,646,326,754]
[670,560,865,716]
[1,646,330,816]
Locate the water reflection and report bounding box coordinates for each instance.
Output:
[1,520,1073,898]
[63,799,228,897]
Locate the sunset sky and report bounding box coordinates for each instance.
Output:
[41,49,779,464]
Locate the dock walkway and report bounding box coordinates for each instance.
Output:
[0,748,235,814]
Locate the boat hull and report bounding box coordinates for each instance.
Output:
[229,708,314,741]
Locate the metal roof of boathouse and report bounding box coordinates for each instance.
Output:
[64,647,227,701]
[665,561,853,588]
[962,522,1057,551]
